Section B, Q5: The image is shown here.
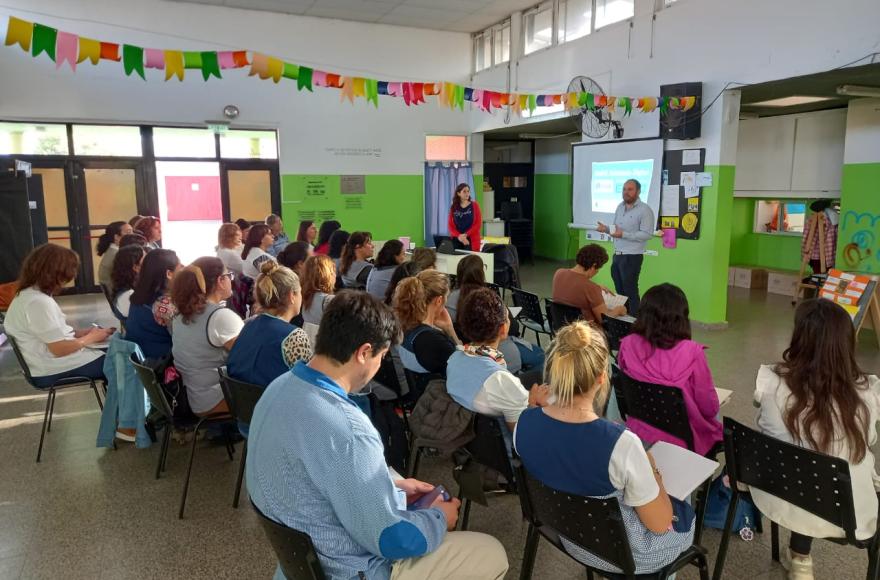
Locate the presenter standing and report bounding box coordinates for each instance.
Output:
[448,183,482,251]
[596,179,654,315]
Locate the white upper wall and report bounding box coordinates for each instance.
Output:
[844,98,880,165]
[0,0,472,174]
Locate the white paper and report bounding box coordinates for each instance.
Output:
[696,172,713,187]
[602,291,628,310]
[681,171,696,188]
[661,185,680,217]
[716,387,733,407]
[682,149,701,166]
[508,306,523,318]
[650,441,720,501]
[684,185,700,198]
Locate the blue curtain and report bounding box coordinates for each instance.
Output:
[424,162,474,246]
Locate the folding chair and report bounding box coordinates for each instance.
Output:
[510,287,552,346]
[7,335,105,462]
[252,500,327,580]
[218,368,265,508]
[544,299,582,335]
[602,314,634,356]
[516,459,710,580]
[712,417,880,580]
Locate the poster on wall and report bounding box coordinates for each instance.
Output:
[341,175,366,194]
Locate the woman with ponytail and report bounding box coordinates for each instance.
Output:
[97,220,133,288]
[515,321,695,575]
[228,262,311,433]
[170,257,243,416]
[339,231,374,289]
[126,249,181,359]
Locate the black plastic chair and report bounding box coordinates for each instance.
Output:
[712,417,880,580]
[100,283,127,323]
[7,335,105,462]
[545,299,582,334]
[218,367,265,508]
[252,500,327,580]
[406,379,474,479]
[602,314,634,355]
[515,459,710,580]
[130,354,234,519]
[510,287,552,346]
[614,370,722,544]
[486,281,504,300]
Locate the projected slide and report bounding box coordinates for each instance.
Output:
[591,159,655,213]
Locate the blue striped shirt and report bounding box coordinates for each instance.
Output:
[611,199,655,255]
[247,362,447,580]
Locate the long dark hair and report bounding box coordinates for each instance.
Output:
[455,254,486,310]
[97,221,128,256]
[631,283,691,350]
[316,220,341,248]
[384,261,421,305]
[171,257,225,324]
[340,231,371,276]
[277,241,311,273]
[130,249,179,306]
[450,182,471,212]
[777,298,870,463]
[296,220,314,243]
[241,224,272,260]
[375,240,404,269]
[110,244,146,295]
[328,230,350,260]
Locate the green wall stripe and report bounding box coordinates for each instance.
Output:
[729,198,803,272]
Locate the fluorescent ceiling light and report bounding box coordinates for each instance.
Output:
[836,84,880,98]
[749,96,835,107]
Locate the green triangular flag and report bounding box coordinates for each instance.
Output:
[527,94,536,114]
[31,23,57,61]
[586,92,595,111]
[365,78,379,107]
[282,63,300,80]
[122,44,145,80]
[200,51,221,80]
[297,66,313,92]
[622,97,632,117]
[659,96,669,115]
[577,91,588,107]
[183,51,202,69]
[454,84,465,110]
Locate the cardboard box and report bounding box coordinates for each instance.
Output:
[728,267,736,286]
[767,271,799,296]
[734,267,768,289]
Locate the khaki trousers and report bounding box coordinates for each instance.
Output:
[390,531,509,580]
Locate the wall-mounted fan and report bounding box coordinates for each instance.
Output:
[567,75,612,139]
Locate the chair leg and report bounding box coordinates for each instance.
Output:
[770,521,781,562]
[459,497,472,531]
[519,523,540,580]
[407,445,422,479]
[179,418,207,519]
[46,389,56,433]
[585,570,594,580]
[868,543,880,580]
[711,489,741,580]
[694,551,710,580]
[232,443,247,509]
[155,426,171,480]
[694,478,711,545]
[36,389,53,463]
[224,430,235,462]
[91,380,104,410]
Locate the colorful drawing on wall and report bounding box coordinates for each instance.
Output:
[681,213,698,234]
[842,210,879,272]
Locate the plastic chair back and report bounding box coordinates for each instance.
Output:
[511,288,546,329]
[7,335,35,385]
[545,299,581,333]
[252,501,327,580]
[464,414,515,482]
[615,370,694,451]
[602,314,633,352]
[218,367,265,425]
[130,354,174,422]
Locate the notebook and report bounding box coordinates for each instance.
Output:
[715,387,733,407]
[602,291,628,310]
[649,441,720,501]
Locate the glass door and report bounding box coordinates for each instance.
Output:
[220,161,280,223]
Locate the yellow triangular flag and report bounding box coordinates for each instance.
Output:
[76,36,100,64]
[164,50,184,81]
[266,56,283,83]
[5,16,33,52]
[352,77,365,99]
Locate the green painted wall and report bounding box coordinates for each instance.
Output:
[837,163,880,274]
[534,173,577,260]
[729,198,802,272]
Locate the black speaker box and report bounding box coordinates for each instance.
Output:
[660,82,702,140]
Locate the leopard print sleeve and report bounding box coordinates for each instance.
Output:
[281,328,312,367]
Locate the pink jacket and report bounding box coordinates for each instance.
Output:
[617,334,722,456]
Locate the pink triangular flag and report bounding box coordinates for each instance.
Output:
[312,70,328,87]
[387,82,402,97]
[217,50,236,69]
[144,48,165,69]
[55,31,78,71]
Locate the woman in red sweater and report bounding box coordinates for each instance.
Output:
[447,183,482,251]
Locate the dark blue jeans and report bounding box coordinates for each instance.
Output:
[31,355,106,389]
[611,253,644,316]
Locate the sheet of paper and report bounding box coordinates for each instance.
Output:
[684,184,700,198]
[508,306,523,318]
[681,171,696,188]
[661,185,680,217]
[650,441,720,501]
[602,291,628,309]
[696,172,713,187]
[682,149,701,166]
[715,387,733,407]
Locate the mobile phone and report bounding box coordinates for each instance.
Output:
[408,485,450,510]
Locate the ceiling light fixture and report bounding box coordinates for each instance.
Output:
[749,96,835,107]
[836,85,880,98]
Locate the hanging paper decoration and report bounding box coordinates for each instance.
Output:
[218,50,247,69]
[200,51,221,80]
[282,62,299,80]
[5,16,33,52]
[365,78,378,107]
[297,66,313,91]
[182,51,202,69]
[265,57,283,83]
[122,44,145,79]
[352,77,365,99]
[100,42,121,62]
[31,23,57,61]
[55,31,78,71]
[144,48,164,69]
[164,50,184,81]
[339,76,354,103]
[77,37,100,65]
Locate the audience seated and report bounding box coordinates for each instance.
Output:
[328,229,350,288]
[241,224,277,279]
[339,231,375,289]
[109,245,146,320]
[753,298,880,576]
[445,288,547,434]
[366,239,405,300]
[125,249,181,359]
[119,232,147,248]
[314,220,341,255]
[134,216,162,251]
[277,240,312,279]
[4,244,114,388]
[235,218,252,239]
[296,219,317,249]
[128,214,145,228]
[266,214,289,257]
[384,261,421,306]
[411,247,437,271]
[300,255,336,326]
[170,257,243,417]
[618,283,722,455]
[552,243,626,325]
[515,321,696,575]
[96,221,133,288]
[216,222,244,276]
[246,290,509,580]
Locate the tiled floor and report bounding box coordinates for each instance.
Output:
[0,259,878,579]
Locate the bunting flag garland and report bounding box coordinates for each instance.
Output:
[6,15,699,116]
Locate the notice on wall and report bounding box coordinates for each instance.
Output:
[345,197,363,210]
[696,172,713,187]
[681,171,696,189]
[661,185,681,217]
[325,146,382,158]
[341,175,366,195]
[682,149,701,166]
[304,176,330,198]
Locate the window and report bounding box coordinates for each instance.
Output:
[72,124,142,156]
[524,3,554,55]
[426,136,467,161]
[664,0,679,4]
[474,20,509,72]
[0,122,68,155]
[219,129,278,159]
[493,23,510,65]
[754,200,809,235]
[559,0,591,43]
[153,127,216,158]
[594,0,634,29]
[474,32,491,72]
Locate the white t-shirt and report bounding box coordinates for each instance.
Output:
[114,289,133,318]
[242,247,275,279]
[608,430,662,507]
[217,247,244,276]
[471,369,530,424]
[207,307,245,348]
[753,364,880,540]
[4,287,102,377]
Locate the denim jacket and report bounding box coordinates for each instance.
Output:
[96,334,151,449]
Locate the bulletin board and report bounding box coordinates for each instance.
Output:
[659,148,706,241]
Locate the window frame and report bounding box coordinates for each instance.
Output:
[522,2,556,57]
[425,135,469,162]
[473,19,511,73]
[753,199,813,237]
